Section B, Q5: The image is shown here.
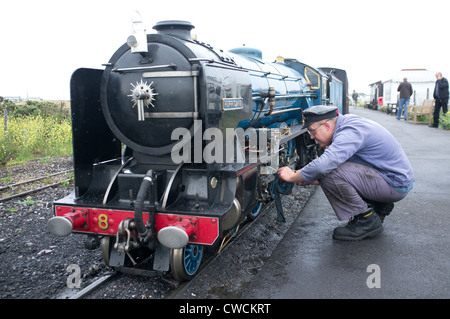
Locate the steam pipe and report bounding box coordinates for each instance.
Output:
[134,169,156,242]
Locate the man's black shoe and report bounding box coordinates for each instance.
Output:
[333,209,383,241]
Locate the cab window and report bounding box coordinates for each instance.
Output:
[304,67,320,89]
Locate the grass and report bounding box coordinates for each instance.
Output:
[439,112,450,130]
[0,113,72,165]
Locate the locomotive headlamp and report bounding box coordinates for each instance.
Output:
[126,35,138,48]
[127,11,148,53]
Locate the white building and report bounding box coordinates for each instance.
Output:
[383,69,436,107]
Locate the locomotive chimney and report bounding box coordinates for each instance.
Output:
[153,20,195,41]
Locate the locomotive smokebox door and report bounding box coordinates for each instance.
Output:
[100,29,199,157]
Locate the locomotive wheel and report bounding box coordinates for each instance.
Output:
[101,236,113,266]
[170,244,204,281]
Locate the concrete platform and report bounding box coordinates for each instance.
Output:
[242,106,450,299]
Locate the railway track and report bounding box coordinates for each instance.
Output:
[67,272,118,299]
[0,170,73,202]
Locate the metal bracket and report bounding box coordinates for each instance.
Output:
[113,219,139,265]
[109,249,126,267]
[153,244,170,272]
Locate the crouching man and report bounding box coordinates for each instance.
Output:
[278,105,414,241]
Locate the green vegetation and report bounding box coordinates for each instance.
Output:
[0,98,72,165]
[406,110,450,129]
[408,113,430,123]
[439,112,450,130]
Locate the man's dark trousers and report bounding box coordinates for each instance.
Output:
[433,97,449,127]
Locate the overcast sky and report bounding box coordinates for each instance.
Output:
[0,0,448,100]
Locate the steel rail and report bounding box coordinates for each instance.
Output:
[69,272,118,299]
[0,170,73,192]
[0,179,72,202]
[0,169,73,202]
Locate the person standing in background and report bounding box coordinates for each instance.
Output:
[352,90,359,107]
[430,72,449,128]
[397,77,413,120]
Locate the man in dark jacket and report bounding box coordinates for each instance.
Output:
[397,77,413,120]
[430,72,449,128]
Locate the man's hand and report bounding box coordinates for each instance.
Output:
[277,166,319,186]
[277,166,299,183]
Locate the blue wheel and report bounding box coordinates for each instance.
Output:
[249,202,263,220]
[170,244,204,281]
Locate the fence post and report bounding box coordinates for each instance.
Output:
[3,108,7,131]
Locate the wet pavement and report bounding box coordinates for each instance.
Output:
[242,106,450,299]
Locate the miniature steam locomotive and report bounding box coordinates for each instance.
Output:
[48,19,348,281]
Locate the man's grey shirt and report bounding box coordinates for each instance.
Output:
[301,114,415,190]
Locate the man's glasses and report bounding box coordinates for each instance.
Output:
[307,121,327,136]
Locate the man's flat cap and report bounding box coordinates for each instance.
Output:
[301,105,339,129]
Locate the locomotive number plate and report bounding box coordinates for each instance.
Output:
[222,98,243,111]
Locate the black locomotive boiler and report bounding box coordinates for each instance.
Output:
[48,20,348,281]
